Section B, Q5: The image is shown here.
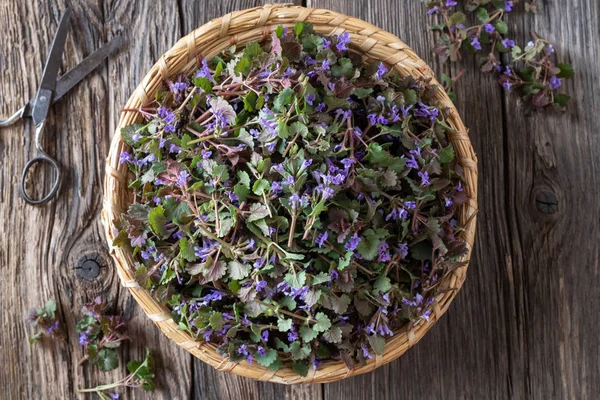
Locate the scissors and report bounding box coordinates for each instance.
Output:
[0,8,125,205]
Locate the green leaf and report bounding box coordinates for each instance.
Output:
[357,230,382,261]
[311,272,331,285]
[448,12,466,27]
[354,87,373,99]
[312,312,331,333]
[276,25,284,38]
[289,341,311,360]
[289,121,309,137]
[554,93,571,108]
[121,123,144,146]
[331,58,354,78]
[252,178,270,195]
[277,317,293,332]
[284,271,306,289]
[411,241,433,261]
[372,275,391,294]
[234,56,251,75]
[437,145,455,164]
[494,20,508,34]
[179,238,197,262]
[209,312,225,331]
[244,41,264,59]
[299,325,318,342]
[367,335,386,355]
[228,261,251,280]
[247,203,270,222]
[556,63,574,79]
[475,7,489,23]
[193,76,213,94]
[273,88,295,111]
[294,21,305,36]
[237,170,251,187]
[403,89,418,105]
[234,184,250,202]
[292,361,309,377]
[96,349,119,371]
[256,348,278,367]
[148,205,167,238]
[338,251,352,270]
[44,300,57,316]
[322,326,342,343]
[243,91,258,111]
[218,217,235,238]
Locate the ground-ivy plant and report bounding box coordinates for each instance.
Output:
[114,22,469,376]
[424,0,574,110]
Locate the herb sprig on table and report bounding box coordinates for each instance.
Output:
[424,0,574,110]
[26,299,65,344]
[115,22,468,375]
[77,297,129,371]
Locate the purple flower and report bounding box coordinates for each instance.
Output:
[289,193,301,210]
[283,176,295,186]
[446,0,457,6]
[502,38,515,49]
[255,280,268,293]
[322,38,331,49]
[195,59,214,82]
[549,75,562,89]
[315,103,326,112]
[301,159,313,170]
[201,149,212,159]
[502,81,512,91]
[414,102,439,122]
[375,62,388,79]
[418,171,430,186]
[505,0,514,12]
[119,151,133,165]
[158,106,169,118]
[427,6,438,15]
[305,93,316,105]
[153,196,161,204]
[341,158,355,169]
[159,138,166,148]
[132,132,142,142]
[169,144,181,154]
[365,323,376,335]
[406,155,419,169]
[444,197,453,207]
[386,207,408,221]
[336,32,350,52]
[109,394,120,400]
[177,170,190,186]
[315,231,328,248]
[361,344,373,359]
[345,233,361,252]
[288,329,299,342]
[260,330,269,342]
[170,80,189,94]
[405,201,416,209]
[378,242,391,262]
[330,269,339,280]
[336,108,353,124]
[79,332,90,346]
[271,181,282,194]
[484,23,495,34]
[395,242,408,259]
[471,37,482,51]
[46,320,60,335]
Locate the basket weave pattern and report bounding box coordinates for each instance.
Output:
[101,4,478,384]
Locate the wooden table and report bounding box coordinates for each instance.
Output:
[1,1,598,399]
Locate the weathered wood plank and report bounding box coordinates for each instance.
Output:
[306,1,516,399]
[503,1,600,398]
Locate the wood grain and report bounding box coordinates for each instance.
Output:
[0,0,598,399]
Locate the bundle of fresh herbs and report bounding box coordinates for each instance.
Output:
[114,22,469,376]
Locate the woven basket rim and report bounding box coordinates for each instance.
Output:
[101,3,478,384]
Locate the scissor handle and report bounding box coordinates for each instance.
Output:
[20,121,62,205]
[0,106,26,127]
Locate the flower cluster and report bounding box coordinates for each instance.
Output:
[26,299,64,344]
[76,297,129,371]
[425,0,573,110]
[115,22,468,376]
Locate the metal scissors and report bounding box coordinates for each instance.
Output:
[0,8,125,205]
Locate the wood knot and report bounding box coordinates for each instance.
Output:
[535,190,558,214]
[75,253,105,281]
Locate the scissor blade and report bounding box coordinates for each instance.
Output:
[22,36,125,118]
[30,8,72,126]
[38,8,72,93]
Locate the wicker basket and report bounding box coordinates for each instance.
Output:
[101,3,478,384]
